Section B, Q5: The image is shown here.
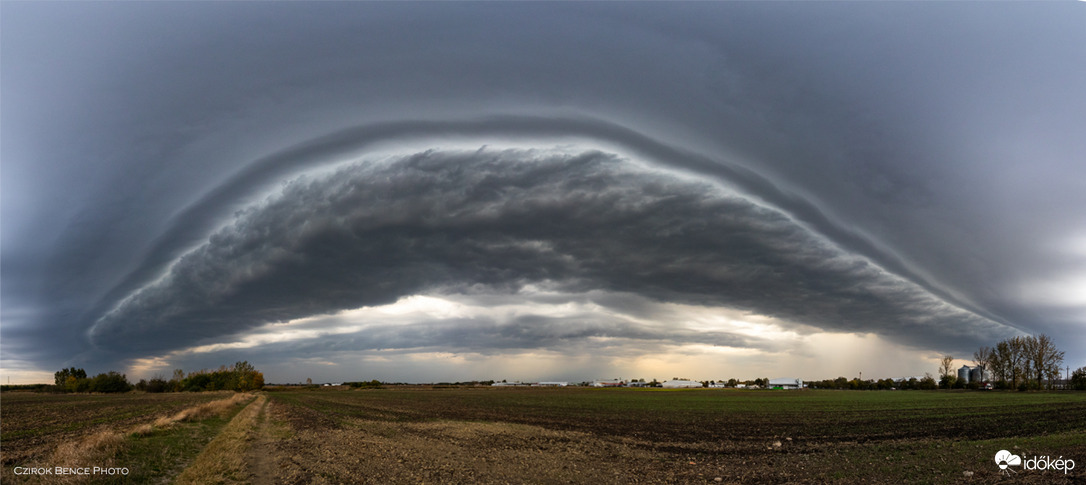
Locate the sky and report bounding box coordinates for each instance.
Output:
[2,3,1085,385]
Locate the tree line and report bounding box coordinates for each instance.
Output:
[52,361,264,393]
[807,375,939,390]
[970,334,1068,390]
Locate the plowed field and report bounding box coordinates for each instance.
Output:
[261,387,1086,484]
[3,388,1085,483]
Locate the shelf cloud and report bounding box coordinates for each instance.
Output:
[90,147,1011,361]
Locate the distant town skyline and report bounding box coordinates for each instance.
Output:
[3,3,1085,384]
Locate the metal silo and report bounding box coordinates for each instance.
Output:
[958,365,972,384]
[970,366,985,383]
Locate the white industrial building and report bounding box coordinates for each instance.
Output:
[592,379,625,387]
[768,377,803,390]
[661,379,702,388]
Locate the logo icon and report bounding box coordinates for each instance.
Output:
[995,449,1022,475]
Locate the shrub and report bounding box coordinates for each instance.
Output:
[88,371,132,393]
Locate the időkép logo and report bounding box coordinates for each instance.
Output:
[995,449,1075,475]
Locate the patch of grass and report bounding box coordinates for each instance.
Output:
[173,395,265,484]
[1,392,232,444]
[96,397,254,484]
[0,394,254,484]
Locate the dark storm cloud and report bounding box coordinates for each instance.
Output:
[89,148,1010,359]
[3,2,1084,378]
[86,114,994,340]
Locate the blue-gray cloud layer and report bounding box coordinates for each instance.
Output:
[89,148,1010,358]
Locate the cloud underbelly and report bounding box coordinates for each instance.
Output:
[89,146,1009,354]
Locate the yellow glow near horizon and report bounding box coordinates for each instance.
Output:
[81,290,946,383]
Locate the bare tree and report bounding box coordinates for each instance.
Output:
[1026,334,1064,389]
[981,336,1066,389]
[1009,336,1030,388]
[995,336,1029,388]
[939,355,954,380]
[973,346,993,371]
[992,339,1012,384]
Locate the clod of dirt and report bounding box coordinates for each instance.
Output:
[772,441,782,448]
[963,471,974,477]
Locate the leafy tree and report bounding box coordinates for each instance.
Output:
[919,373,937,390]
[1071,367,1086,391]
[67,375,90,392]
[170,369,185,392]
[87,371,131,393]
[939,374,957,390]
[234,361,264,391]
[182,371,212,391]
[54,367,87,389]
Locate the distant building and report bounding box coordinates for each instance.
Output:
[491,381,529,387]
[958,365,972,384]
[533,382,568,387]
[768,377,803,390]
[592,379,625,387]
[661,379,702,388]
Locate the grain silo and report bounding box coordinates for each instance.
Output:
[969,366,986,384]
[958,365,972,384]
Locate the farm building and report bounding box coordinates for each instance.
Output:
[768,378,803,390]
[593,379,625,387]
[533,382,568,387]
[661,379,702,388]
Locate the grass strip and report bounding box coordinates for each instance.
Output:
[3,394,255,484]
[172,394,267,484]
